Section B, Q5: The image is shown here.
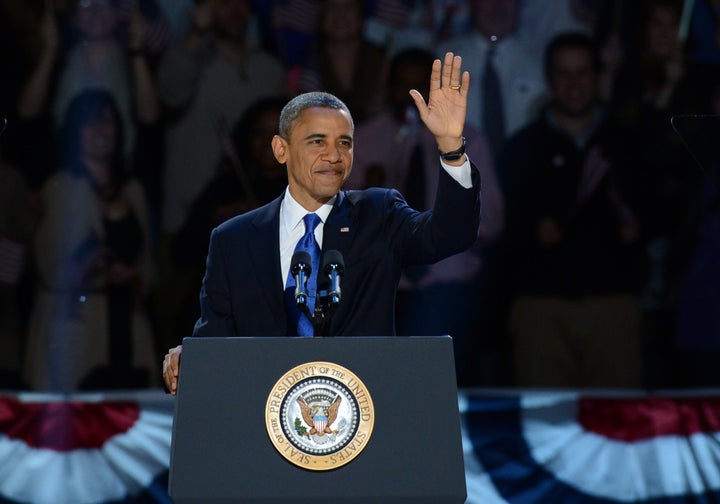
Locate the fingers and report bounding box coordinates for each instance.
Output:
[408,89,427,117]
[441,52,463,90]
[429,52,468,94]
[428,58,442,92]
[460,69,470,94]
[441,52,454,89]
[162,345,182,396]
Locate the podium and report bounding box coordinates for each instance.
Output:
[168,336,467,503]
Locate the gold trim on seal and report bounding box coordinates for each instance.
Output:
[265,361,374,471]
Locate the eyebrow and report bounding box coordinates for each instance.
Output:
[303,133,353,142]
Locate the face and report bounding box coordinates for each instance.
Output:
[322,0,364,41]
[211,0,251,40]
[389,61,430,113]
[548,47,599,118]
[272,107,354,211]
[472,0,518,41]
[79,107,117,164]
[646,4,680,59]
[250,108,283,179]
[74,0,117,41]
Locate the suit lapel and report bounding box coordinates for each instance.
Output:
[250,196,286,326]
[245,192,356,333]
[323,191,356,257]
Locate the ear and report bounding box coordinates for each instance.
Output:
[271,135,287,164]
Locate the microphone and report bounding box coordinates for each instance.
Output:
[322,250,345,305]
[290,250,312,306]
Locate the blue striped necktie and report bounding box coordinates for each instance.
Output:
[285,213,321,336]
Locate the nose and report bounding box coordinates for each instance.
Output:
[324,144,342,162]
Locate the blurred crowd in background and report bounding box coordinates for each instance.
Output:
[1,0,719,392]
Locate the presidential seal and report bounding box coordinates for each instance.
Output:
[265,361,374,471]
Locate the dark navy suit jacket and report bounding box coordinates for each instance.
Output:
[192,163,481,337]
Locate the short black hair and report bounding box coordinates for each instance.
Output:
[278,92,353,140]
[60,88,125,177]
[387,47,436,84]
[544,31,602,80]
[232,96,286,153]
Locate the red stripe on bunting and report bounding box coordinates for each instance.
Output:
[0,398,140,451]
[578,397,720,441]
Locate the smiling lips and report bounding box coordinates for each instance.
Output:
[315,167,345,177]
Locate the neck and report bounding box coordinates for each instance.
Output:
[80,37,116,53]
[325,38,360,55]
[81,155,111,181]
[288,188,335,213]
[550,106,598,139]
[216,37,247,63]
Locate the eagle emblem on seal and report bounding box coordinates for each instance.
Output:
[297,396,341,437]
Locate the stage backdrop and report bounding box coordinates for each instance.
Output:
[0,389,719,503]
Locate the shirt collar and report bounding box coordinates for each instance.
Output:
[281,187,336,232]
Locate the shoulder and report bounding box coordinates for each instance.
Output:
[342,187,405,214]
[214,197,280,234]
[247,49,285,72]
[439,33,479,54]
[508,115,548,143]
[42,170,85,196]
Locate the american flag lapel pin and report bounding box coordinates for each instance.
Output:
[340,226,350,233]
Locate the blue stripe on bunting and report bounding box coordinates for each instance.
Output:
[463,393,720,504]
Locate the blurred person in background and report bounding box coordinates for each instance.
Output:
[362,0,471,56]
[157,0,285,237]
[24,90,158,391]
[438,0,547,161]
[15,0,163,185]
[604,0,707,386]
[295,0,387,123]
[499,32,648,388]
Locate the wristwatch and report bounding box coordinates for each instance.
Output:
[438,137,467,161]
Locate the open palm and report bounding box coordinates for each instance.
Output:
[409,52,469,147]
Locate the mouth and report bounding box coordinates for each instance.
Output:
[314,168,345,178]
[87,138,109,148]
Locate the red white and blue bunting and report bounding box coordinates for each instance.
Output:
[461,390,720,504]
[1,390,720,503]
[0,392,172,504]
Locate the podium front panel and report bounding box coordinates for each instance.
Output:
[169,336,466,504]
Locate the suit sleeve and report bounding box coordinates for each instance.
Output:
[192,227,237,336]
[399,160,482,265]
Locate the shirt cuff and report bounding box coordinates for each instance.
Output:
[440,156,473,188]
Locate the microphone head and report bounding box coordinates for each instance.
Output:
[291,250,312,274]
[322,249,345,274]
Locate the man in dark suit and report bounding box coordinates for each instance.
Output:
[163,52,480,394]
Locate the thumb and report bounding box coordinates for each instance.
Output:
[408,89,428,119]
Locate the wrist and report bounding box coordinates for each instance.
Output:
[438,136,466,161]
[436,136,464,153]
